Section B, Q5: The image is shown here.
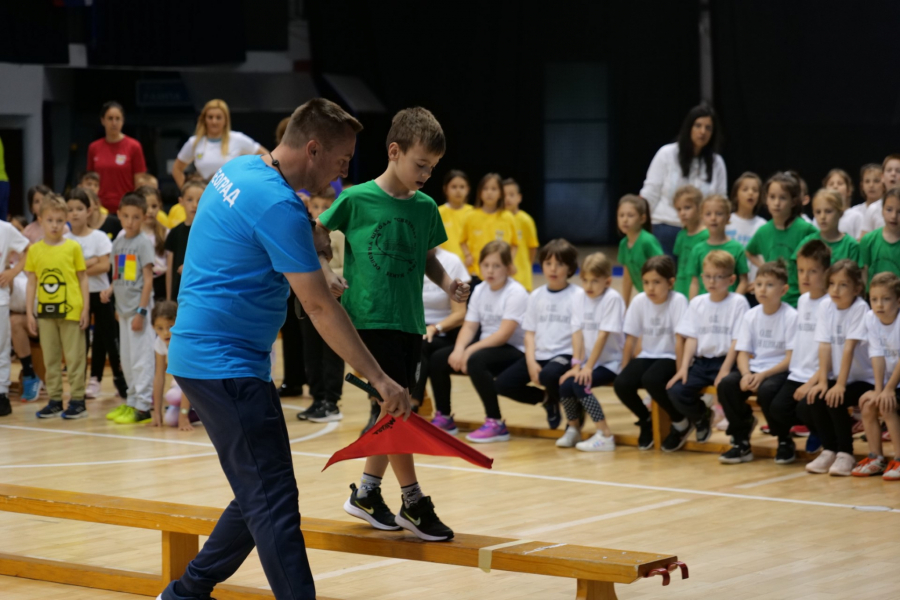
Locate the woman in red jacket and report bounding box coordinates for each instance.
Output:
[86,101,147,213]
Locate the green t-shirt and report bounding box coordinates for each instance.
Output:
[618,229,663,292]
[673,228,709,296]
[794,231,859,264]
[746,218,816,307]
[859,228,900,290]
[686,239,749,295]
[319,180,448,335]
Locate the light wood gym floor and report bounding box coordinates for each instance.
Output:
[2,270,899,600]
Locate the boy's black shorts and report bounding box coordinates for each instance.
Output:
[357,329,422,390]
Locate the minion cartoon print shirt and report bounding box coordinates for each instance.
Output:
[24,239,86,321]
[319,180,448,335]
[110,232,155,317]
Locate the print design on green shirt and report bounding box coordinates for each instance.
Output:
[369,217,419,278]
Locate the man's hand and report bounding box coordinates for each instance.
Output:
[447,279,470,303]
[372,375,412,421]
[313,224,333,261]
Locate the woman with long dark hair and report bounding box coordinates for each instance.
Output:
[86,101,147,213]
[640,104,727,256]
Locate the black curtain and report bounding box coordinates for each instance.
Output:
[0,2,69,64]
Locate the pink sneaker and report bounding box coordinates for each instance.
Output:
[430,411,459,435]
[85,377,101,399]
[465,418,510,443]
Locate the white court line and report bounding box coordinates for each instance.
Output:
[516,498,692,537]
[289,421,340,443]
[314,558,405,581]
[734,472,809,489]
[3,424,899,514]
[0,451,220,469]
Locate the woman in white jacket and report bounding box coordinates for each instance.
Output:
[640,104,727,256]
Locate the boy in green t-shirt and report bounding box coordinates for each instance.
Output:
[317,107,470,542]
[687,194,748,298]
[859,189,900,289]
[671,185,708,296]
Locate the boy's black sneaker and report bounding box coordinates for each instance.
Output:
[695,410,712,443]
[296,399,325,421]
[114,373,129,399]
[61,400,89,420]
[343,483,401,531]
[719,442,753,464]
[396,496,454,541]
[662,422,695,452]
[36,400,64,418]
[637,419,654,450]
[307,401,343,423]
[543,399,562,430]
[774,440,796,465]
[0,394,11,417]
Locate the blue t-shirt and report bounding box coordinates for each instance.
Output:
[168,155,321,381]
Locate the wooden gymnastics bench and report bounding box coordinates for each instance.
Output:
[0,483,687,600]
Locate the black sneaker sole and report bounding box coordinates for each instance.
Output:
[343,498,401,531]
[395,513,454,541]
[308,411,343,423]
[774,454,796,465]
[36,410,63,418]
[662,423,695,453]
[61,410,89,420]
[719,451,754,464]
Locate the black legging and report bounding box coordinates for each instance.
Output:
[717,370,789,442]
[613,357,684,423]
[88,291,124,381]
[411,328,459,402]
[281,291,307,389]
[796,380,873,454]
[430,344,523,419]
[495,354,571,407]
[757,378,805,442]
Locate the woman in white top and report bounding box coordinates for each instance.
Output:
[171,99,267,187]
[410,248,470,409]
[640,104,727,256]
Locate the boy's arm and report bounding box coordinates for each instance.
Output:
[620,334,637,370]
[735,273,748,295]
[313,219,334,261]
[688,276,699,300]
[715,340,738,386]
[736,350,752,376]
[621,267,633,306]
[668,336,696,388]
[166,252,174,300]
[825,340,859,406]
[674,334,685,372]
[760,351,791,379]
[871,356,885,395]
[425,248,470,303]
[85,254,110,277]
[806,343,833,402]
[139,264,153,311]
[524,330,541,384]
[25,272,37,336]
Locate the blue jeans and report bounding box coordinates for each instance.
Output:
[653,223,681,258]
[161,376,316,600]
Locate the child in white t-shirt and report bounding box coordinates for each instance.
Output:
[852,273,900,479]
[495,239,581,430]
[717,261,796,464]
[766,239,831,465]
[666,250,750,451]
[613,255,689,450]
[0,219,29,416]
[556,253,624,452]
[726,172,767,284]
[429,241,528,442]
[802,260,874,476]
[148,301,197,431]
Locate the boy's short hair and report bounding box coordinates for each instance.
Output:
[480,240,513,267]
[756,259,789,284]
[538,239,579,277]
[501,177,520,192]
[883,153,900,169]
[40,194,68,217]
[119,192,147,213]
[642,255,676,280]
[796,239,831,269]
[282,98,363,149]
[152,300,178,324]
[702,249,735,273]
[386,107,446,156]
[66,187,92,210]
[80,171,100,184]
[581,252,612,279]
[135,173,158,189]
[700,193,731,213]
[827,259,864,292]
[870,272,900,298]
[673,184,702,207]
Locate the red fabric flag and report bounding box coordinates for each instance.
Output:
[323,413,494,471]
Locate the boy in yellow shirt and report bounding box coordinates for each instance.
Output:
[437,170,472,263]
[503,177,539,291]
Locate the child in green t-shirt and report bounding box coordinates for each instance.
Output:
[671,185,708,297]
[687,194,749,298]
[859,189,900,290]
[617,194,663,306]
[795,188,860,265]
[746,172,817,307]
[317,107,470,542]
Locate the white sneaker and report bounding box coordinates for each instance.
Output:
[829,452,856,477]
[576,432,616,452]
[642,394,652,408]
[556,426,581,448]
[806,449,836,474]
[85,377,101,399]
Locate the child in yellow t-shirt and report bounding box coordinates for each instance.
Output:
[25,195,89,419]
[438,170,473,264]
[503,177,539,291]
[459,173,517,280]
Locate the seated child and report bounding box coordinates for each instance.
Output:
[556,252,625,452]
[852,272,900,480]
[149,301,198,430]
[717,260,796,464]
[613,255,689,450]
[495,239,581,430]
[666,250,750,450]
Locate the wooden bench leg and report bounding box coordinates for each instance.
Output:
[419,391,434,418]
[162,531,198,584]
[576,579,618,600]
[651,400,671,453]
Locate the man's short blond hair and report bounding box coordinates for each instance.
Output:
[282,98,363,149]
[702,249,735,273]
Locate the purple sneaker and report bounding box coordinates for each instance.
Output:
[430,411,459,435]
[465,418,510,443]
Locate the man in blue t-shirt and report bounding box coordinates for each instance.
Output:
[161,99,411,600]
